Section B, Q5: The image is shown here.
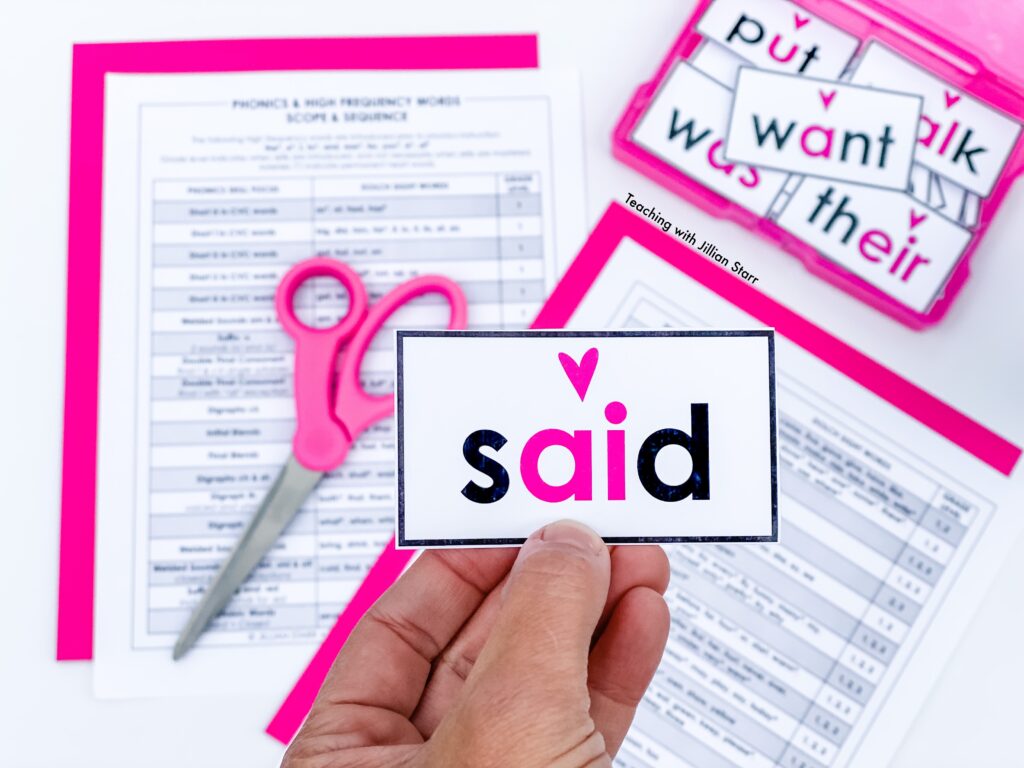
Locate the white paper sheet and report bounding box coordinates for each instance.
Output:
[94,68,586,697]
[571,238,1024,768]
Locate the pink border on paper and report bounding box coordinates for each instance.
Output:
[265,540,415,742]
[265,200,1020,745]
[58,35,540,662]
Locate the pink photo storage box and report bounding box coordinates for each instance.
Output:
[613,0,1024,328]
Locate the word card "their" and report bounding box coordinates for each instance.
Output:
[726,68,922,189]
[777,177,971,313]
[396,330,778,547]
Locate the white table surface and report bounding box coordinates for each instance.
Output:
[1,0,1022,765]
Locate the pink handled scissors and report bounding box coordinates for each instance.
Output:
[174,256,467,660]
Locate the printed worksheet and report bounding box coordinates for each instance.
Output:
[570,239,1024,768]
[93,68,586,697]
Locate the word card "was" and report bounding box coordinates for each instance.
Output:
[632,63,789,216]
[726,68,922,189]
[396,330,778,547]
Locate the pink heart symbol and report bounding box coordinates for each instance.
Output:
[944,90,961,108]
[794,13,810,29]
[558,347,599,402]
[819,89,837,110]
[909,208,927,229]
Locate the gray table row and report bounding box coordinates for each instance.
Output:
[153,193,542,222]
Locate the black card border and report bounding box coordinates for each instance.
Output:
[396,329,778,547]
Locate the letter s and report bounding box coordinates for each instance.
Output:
[739,165,759,188]
[461,429,510,504]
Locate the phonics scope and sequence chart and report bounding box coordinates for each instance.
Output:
[146,172,546,642]
[93,68,586,697]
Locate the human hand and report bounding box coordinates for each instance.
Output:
[282,519,670,767]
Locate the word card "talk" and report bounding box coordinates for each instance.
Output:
[851,42,1022,197]
[396,330,778,547]
[726,68,922,189]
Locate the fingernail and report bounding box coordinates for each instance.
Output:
[503,521,605,601]
[518,519,605,562]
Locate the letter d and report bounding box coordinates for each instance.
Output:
[637,404,710,502]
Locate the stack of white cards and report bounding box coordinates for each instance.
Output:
[630,0,1022,315]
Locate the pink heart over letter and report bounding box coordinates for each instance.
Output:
[558,347,599,401]
[794,13,810,29]
[944,90,961,108]
[909,209,927,229]
[819,89,836,110]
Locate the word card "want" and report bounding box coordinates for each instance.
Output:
[726,68,922,189]
[396,330,778,547]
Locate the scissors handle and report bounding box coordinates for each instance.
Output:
[275,257,369,471]
[336,275,468,438]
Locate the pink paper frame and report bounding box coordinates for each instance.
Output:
[612,0,1024,329]
[266,200,1020,744]
[58,34,540,663]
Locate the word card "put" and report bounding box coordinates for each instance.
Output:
[396,330,778,547]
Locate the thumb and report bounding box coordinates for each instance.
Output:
[431,520,612,764]
[486,519,610,684]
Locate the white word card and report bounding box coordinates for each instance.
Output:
[396,330,778,547]
[777,177,972,312]
[632,62,789,216]
[697,0,859,80]
[851,42,1022,197]
[726,68,921,189]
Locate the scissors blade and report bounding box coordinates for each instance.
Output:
[173,454,323,660]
